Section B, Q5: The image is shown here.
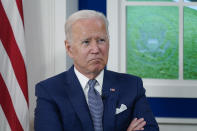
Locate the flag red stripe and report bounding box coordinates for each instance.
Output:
[15,0,24,24]
[0,2,28,105]
[0,74,23,131]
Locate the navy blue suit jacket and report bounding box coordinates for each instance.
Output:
[34,66,159,131]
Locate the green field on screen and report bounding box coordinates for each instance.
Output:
[126,6,179,79]
[184,6,197,80]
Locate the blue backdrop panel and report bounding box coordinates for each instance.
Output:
[148,97,197,118]
[79,0,106,15]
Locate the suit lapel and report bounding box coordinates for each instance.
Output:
[64,66,94,131]
[102,70,119,131]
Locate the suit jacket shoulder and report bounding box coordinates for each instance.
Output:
[35,66,94,131]
[35,71,68,99]
[104,69,143,96]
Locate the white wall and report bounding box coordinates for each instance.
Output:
[23,0,77,130]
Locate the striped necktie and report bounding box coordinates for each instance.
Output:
[88,79,103,131]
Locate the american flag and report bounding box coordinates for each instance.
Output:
[0,0,29,131]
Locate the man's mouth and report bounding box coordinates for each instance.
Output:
[89,58,102,62]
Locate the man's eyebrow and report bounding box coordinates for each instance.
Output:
[80,38,90,42]
[81,37,89,40]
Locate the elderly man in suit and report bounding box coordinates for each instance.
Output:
[34,10,159,131]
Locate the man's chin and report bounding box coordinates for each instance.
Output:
[90,65,104,74]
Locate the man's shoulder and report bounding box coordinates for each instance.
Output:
[34,70,73,97]
[105,69,141,80]
[36,70,71,88]
[37,66,74,86]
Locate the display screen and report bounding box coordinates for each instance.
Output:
[126,6,179,79]
[184,6,197,79]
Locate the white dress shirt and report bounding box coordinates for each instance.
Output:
[74,67,104,103]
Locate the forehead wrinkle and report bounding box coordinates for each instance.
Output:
[81,32,107,37]
[71,18,108,42]
[79,34,109,43]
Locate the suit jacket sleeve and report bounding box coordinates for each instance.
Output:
[34,83,63,131]
[133,77,159,131]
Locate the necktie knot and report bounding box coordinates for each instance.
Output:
[88,79,97,89]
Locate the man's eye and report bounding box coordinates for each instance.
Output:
[82,40,89,45]
[97,38,106,43]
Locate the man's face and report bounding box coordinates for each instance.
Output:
[66,18,109,78]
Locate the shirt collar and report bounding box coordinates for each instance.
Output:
[74,67,104,89]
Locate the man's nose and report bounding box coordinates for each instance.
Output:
[90,41,99,53]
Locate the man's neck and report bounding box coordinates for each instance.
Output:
[74,67,102,79]
[74,67,104,88]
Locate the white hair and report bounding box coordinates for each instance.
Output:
[65,10,109,43]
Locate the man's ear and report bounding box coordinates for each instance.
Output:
[65,40,73,58]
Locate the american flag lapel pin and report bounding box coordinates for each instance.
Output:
[110,88,115,92]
